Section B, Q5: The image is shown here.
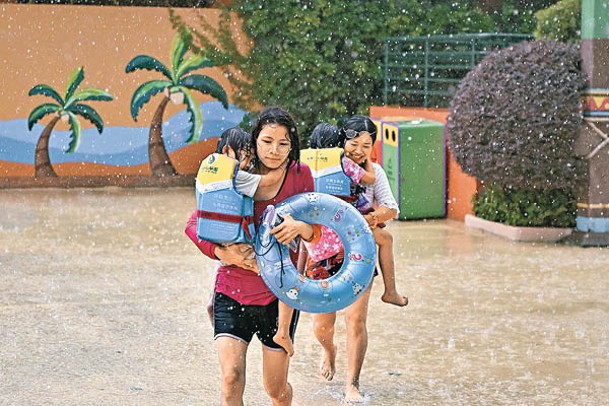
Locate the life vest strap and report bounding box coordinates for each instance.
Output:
[336,194,357,203]
[197,210,254,241]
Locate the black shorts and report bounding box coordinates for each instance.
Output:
[213,292,299,350]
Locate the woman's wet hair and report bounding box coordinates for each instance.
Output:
[309,123,341,149]
[341,115,377,144]
[250,106,300,169]
[215,127,251,156]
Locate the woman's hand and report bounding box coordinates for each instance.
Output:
[365,206,398,229]
[364,212,379,229]
[214,243,259,273]
[270,214,313,245]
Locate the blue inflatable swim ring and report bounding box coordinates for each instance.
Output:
[255,192,376,313]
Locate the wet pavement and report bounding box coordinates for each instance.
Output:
[1,188,608,405]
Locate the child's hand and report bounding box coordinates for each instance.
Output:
[270,214,302,246]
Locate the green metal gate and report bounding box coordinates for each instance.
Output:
[383,33,533,108]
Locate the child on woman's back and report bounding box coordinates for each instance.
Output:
[305,122,408,307]
[201,128,289,322]
[302,123,375,278]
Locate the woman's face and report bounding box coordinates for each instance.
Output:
[256,124,292,169]
[344,131,374,165]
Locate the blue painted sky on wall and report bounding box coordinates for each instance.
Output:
[0,101,246,166]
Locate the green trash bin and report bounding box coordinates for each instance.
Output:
[381,118,446,220]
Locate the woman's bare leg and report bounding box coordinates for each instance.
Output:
[373,228,408,307]
[313,312,338,381]
[344,285,373,403]
[215,336,248,406]
[262,345,293,405]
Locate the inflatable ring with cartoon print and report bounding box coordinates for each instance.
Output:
[255,192,376,313]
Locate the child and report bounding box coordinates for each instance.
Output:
[341,118,408,307]
[304,122,408,307]
[202,128,290,324]
[302,123,375,278]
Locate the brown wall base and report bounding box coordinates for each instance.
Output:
[0,175,194,189]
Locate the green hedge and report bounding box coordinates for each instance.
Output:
[473,186,577,227]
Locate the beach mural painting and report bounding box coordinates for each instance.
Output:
[0,5,246,185]
[28,66,114,178]
[125,29,229,177]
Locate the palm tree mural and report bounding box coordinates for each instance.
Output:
[126,30,229,177]
[27,66,113,178]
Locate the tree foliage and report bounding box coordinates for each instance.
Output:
[173,0,554,137]
[534,0,581,42]
[447,40,587,191]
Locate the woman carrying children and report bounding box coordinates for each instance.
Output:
[185,107,317,406]
[308,115,406,403]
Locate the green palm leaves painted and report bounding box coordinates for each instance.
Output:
[126,30,228,176]
[27,66,113,177]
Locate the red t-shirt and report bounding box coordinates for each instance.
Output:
[185,162,314,305]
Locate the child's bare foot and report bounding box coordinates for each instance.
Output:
[273,332,294,357]
[344,382,364,403]
[319,344,337,381]
[382,291,408,307]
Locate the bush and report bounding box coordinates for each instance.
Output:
[447,40,587,191]
[473,186,577,227]
[534,0,581,42]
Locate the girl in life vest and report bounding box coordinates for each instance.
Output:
[196,128,289,324]
[303,121,408,307]
[196,128,291,244]
[301,123,376,279]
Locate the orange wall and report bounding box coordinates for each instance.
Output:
[369,106,478,221]
[0,4,245,125]
[0,4,248,179]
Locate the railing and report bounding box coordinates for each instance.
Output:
[383,33,533,108]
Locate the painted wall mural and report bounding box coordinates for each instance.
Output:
[125,30,228,177]
[27,66,114,178]
[0,4,248,186]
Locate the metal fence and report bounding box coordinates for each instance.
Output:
[383,33,533,108]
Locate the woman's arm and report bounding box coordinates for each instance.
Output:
[185,211,220,260]
[364,206,398,228]
[185,211,258,271]
[364,164,399,227]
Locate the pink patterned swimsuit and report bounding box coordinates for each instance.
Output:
[304,156,366,263]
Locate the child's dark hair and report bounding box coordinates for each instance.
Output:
[250,107,300,169]
[341,115,377,144]
[215,127,251,155]
[309,123,341,149]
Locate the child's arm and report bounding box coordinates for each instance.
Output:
[359,158,376,185]
[257,163,288,188]
[342,156,375,185]
[235,164,287,200]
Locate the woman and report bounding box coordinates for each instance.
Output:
[185,107,316,406]
[312,115,400,403]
